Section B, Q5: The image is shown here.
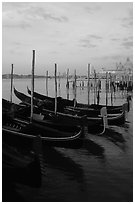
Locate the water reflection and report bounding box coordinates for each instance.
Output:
[121,123,130,132]
[101,127,128,151]
[104,128,125,142]
[82,139,105,158]
[42,146,84,183]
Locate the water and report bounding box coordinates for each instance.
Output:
[2,78,133,202]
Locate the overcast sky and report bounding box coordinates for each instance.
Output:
[2,2,133,75]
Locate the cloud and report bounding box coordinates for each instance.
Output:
[3,3,68,23]
[79,39,97,48]
[88,34,102,40]
[12,41,31,48]
[20,6,69,22]
[121,7,133,28]
[111,38,120,41]
[79,34,102,48]
[85,5,101,14]
[110,55,123,60]
[118,35,133,49]
[121,41,133,49]
[40,12,68,22]
[2,3,69,30]
[49,51,58,54]
[123,37,130,41]
[114,6,132,29]
[3,20,31,29]
[110,37,133,50]
[110,35,133,50]
[96,55,120,60]
[3,3,31,29]
[121,17,133,28]
[80,41,97,48]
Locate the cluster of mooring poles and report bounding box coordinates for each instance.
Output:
[43,64,133,108]
[105,72,118,106]
[105,71,133,105]
[10,55,132,111]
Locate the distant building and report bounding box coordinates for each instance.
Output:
[100,58,133,80]
[123,57,133,75]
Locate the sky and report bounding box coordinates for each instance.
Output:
[2,2,133,75]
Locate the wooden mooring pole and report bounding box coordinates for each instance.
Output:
[54,63,57,114]
[58,72,61,96]
[10,64,14,103]
[66,68,69,100]
[74,69,77,107]
[109,73,113,106]
[87,63,90,106]
[30,50,35,122]
[97,74,100,105]
[46,70,48,96]
[106,72,108,106]
[94,70,96,104]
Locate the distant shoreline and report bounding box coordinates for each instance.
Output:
[2,74,87,80]
[2,73,131,80]
[2,74,70,79]
[2,74,45,79]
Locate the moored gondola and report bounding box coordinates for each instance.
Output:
[14,88,128,127]
[27,86,131,114]
[3,97,107,135]
[2,110,84,149]
[27,86,75,107]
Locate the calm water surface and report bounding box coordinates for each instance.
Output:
[2,78,133,202]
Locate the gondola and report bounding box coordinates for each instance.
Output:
[2,108,84,149]
[14,87,41,107]
[65,98,130,115]
[14,87,63,112]
[2,98,33,121]
[27,86,131,113]
[14,88,127,127]
[3,97,105,136]
[3,94,87,128]
[27,86,75,107]
[13,88,109,134]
